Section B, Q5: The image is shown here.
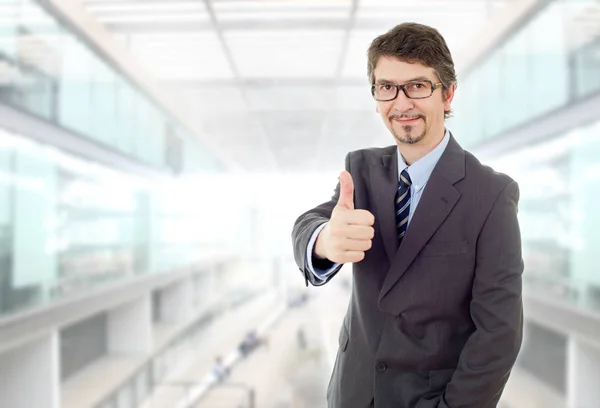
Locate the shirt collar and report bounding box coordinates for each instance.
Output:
[397,129,450,191]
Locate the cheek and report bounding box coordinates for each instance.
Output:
[417,103,442,121]
[378,103,392,118]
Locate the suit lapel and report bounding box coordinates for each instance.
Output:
[378,135,466,302]
[369,147,399,264]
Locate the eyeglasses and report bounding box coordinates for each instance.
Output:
[371,80,443,101]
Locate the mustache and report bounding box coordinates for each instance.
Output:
[389,112,425,121]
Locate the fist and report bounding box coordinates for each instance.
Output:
[314,171,375,264]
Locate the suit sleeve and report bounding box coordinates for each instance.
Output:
[306,223,342,280]
[291,152,352,286]
[438,180,524,408]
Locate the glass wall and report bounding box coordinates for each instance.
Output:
[0,0,220,172]
[489,119,600,312]
[450,0,600,146]
[0,126,229,317]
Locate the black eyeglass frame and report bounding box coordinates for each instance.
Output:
[371,80,444,101]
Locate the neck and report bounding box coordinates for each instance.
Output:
[398,127,445,166]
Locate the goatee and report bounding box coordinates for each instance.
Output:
[393,124,426,145]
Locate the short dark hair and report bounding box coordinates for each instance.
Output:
[367,22,457,118]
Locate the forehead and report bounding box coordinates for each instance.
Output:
[373,56,438,83]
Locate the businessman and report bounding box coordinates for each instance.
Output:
[291,23,523,408]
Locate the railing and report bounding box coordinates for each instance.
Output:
[161,381,255,408]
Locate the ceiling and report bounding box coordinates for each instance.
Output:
[80,0,515,172]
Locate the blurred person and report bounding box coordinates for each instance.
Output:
[238,330,267,357]
[212,356,229,382]
[291,23,523,408]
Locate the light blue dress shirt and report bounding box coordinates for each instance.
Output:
[306,129,451,282]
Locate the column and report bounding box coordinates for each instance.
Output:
[567,337,600,408]
[107,294,152,354]
[159,278,193,324]
[0,332,60,408]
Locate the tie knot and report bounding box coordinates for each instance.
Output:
[399,169,412,187]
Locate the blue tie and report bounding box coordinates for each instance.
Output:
[395,169,412,243]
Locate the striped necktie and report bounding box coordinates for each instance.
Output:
[395,169,412,243]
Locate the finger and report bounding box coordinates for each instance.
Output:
[344,209,375,226]
[344,225,375,240]
[342,238,372,252]
[337,171,354,210]
[343,251,365,263]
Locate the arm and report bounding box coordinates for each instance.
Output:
[306,223,341,283]
[439,180,524,408]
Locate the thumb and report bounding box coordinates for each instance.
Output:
[337,171,354,210]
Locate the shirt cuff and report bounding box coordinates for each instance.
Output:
[306,222,341,280]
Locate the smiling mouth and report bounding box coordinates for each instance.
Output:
[392,117,421,123]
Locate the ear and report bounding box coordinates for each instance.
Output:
[375,104,379,113]
[443,83,456,111]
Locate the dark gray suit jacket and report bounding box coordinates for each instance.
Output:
[292,135,523,408]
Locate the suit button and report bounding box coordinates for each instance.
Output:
[376,362,387,372]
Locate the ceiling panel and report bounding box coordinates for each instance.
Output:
[216,10,350,21]
[164,84,247,115]
[213,0,352,12]
[258,111,328,170]
[200,112,278,170]
[127,33,234,80]
[84,1,207,14]
[85,0,209,23]
[244,85,330,111]
[225,30,345,78]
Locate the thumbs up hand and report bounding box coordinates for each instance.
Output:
[314,171,375,264]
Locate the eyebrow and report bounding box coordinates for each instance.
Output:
[375,76,432,85]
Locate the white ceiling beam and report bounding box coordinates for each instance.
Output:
[162,78,368,87]
[90,6,348,17]
[82,0,194,5]
[85,2,206,14]
[105,17,475,32]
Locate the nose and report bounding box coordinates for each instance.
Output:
[391,89,415,113]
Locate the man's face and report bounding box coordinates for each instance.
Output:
[373,56,454,146]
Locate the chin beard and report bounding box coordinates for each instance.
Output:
[392,124,426,145]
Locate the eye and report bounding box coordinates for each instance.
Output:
[379,84,393,91]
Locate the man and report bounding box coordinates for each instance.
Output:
[291,23,523,408]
